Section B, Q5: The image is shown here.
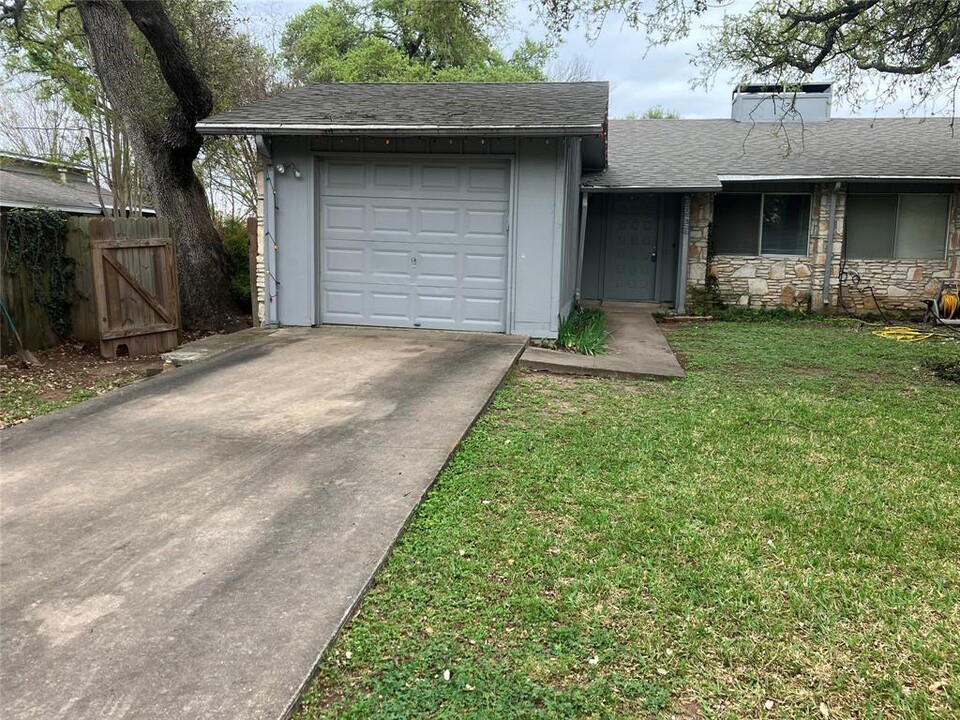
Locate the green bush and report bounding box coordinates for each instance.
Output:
[219,217,251,312]
[557,305,611,355]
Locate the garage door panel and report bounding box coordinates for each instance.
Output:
[321,158,509,331]
[323,283,504,331]
[419,207,460,236]
[462,296,505,326]
[463,253,507,284]
[373,163,414,189]
[325,247,365,277]
[372,206,413,233]
[369,249,414,281]
[324,160,511,202]
[324,198,507,248]
[417,251,458,283]
[417,294,457,322]
[464,208,508,238]
[324,241,505,290]
[468,166,510,194]
[325,161,366,190]
[322,288,366,323]
[324,203,367,234]
[420,165,460,191]
[370,291,415,322]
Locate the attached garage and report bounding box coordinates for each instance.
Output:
[197,82,610,338]
[319,157,511,332]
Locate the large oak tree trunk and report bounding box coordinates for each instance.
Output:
[75,0,231,329]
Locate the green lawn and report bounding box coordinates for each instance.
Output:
[296,321,960,719]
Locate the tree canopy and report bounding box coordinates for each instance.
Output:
[281,0,551,83]
[621,105,680,119]
[538,0,960,113]
[0,0,269,324]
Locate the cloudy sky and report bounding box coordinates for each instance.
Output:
[239,0,919,120]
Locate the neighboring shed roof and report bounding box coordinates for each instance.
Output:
[583,117,960,191]
[196,82,610,136]
[0,166,105,215]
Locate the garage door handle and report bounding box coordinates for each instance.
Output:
[650,252,657,263]
[411,256,417,267]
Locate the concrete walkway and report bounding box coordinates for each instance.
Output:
[1,327,525,720]
[520,302,685,380]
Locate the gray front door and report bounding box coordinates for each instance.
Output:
[602,194,659,301]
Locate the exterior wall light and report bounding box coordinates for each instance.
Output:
[276,163,302,178]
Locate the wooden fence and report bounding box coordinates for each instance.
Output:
[1,215,180,358]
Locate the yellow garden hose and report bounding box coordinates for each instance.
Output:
[941,292,959,320]
[872,326,936,342]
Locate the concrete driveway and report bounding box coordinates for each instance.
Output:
[1,327,524,720]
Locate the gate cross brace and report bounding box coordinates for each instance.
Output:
[101,251,174,325]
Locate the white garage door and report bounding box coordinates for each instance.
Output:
[319,157,510,332]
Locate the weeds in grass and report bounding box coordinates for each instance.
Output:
[557,305,611,355]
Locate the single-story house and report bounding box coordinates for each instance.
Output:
[1,152,109,216]
[0,151,156,218]
[197,82,960,336]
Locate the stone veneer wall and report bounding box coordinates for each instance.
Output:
[686,192,713,293]
[686,185,960,314]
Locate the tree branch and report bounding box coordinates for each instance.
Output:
[119,0,213,122]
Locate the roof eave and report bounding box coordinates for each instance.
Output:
[581,184,722,193]
[718,174,960,182]
[1,200,158,215]
[195,122,604,137]
[1,200,104,214]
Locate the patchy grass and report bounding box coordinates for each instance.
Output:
[296,321,960,720]
[1,344,162,427]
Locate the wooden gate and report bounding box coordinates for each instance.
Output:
[89,218,180,358]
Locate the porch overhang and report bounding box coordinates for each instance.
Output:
[580,184,721,193]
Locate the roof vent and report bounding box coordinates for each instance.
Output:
[732,83,832,123]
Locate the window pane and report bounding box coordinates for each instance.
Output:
[713,194,761,254]
[896,195,949,259]
[761,195,810,255]
[845,194,896,258]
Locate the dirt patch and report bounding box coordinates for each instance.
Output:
[922,357,960,383]
[1,316,254,428]
[2,343,164,385]
[1,343,166,427]
[181,313,252,343]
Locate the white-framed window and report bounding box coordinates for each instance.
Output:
[713,193,812,256]
[845,192,950,260]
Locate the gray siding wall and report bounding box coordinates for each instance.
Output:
[265,134,572,337]
[558,138,582,319]
[511,138,566,337]
[272,136,318,326]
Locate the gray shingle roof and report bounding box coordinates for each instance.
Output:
[0,167,105,214]
[196,82,609,135]
[584,117,960,190]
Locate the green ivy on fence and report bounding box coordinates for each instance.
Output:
[3,208,76,337]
